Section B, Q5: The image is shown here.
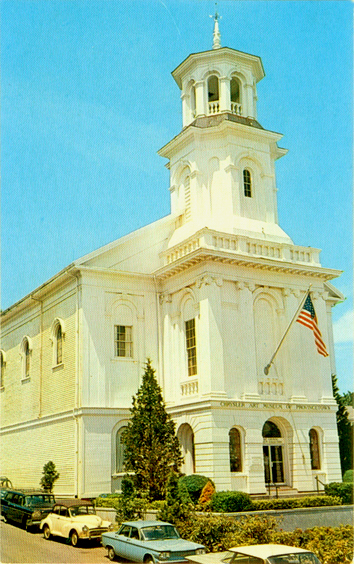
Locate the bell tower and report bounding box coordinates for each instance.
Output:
[158,14,292,248]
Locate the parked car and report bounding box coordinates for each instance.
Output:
[1,489,55,529]
[40,499,114,546]
[102,520,206,563]
[186,544,322,564]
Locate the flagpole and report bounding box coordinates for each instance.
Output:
[264,285,312,375]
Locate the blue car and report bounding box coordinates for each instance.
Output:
[102,520,206,563]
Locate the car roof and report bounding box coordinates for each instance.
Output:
[122,521,173,528]
[229,544,313,557]
[54,499,93,507]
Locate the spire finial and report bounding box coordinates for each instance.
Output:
[210,3,222,49]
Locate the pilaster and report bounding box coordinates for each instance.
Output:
[196,274,226,398]
[235,281,260,401]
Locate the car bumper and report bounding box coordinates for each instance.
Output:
[80,527,110,540]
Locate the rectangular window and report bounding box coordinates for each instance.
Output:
[114,325,133,358]
[185,318,197,376]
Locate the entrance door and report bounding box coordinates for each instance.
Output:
[263,444,284,483]
[262,420,285,485]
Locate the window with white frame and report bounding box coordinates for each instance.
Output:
[243,168,252,197]
[56,324,63,364]
[309,428,321,470]
[114,325,133,358]
[116,426,128,473]
[21,337,31,379]
[229,427,242,472]
[185,318,197,376]
[0,351,5,388]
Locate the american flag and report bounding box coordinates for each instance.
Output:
[296,294,329,357]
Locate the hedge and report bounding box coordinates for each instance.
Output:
[324,482,353,504]
[176,513,353,563]
[251,495,342,511]
[211,491,252,513]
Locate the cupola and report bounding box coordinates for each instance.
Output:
[172,13,265,128]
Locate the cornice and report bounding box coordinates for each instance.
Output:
[155,229,341,282]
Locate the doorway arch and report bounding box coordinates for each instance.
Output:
[262,420,285,484]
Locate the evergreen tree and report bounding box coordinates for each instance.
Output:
[40,461,60,492]
[122,359,183,500]
[331,374,353,475]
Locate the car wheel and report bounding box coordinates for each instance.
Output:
[43,525,51,540]
[70,530,79,547]
[144,556,154,563]
[107,546,116,561]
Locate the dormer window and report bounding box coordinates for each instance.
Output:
[230,77,241,116]
[243,169,252,197]
[208,75,219,114]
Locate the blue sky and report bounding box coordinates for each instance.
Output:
[2,1,352,392]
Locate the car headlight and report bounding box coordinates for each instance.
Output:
[195,549,206,555]
[32,510,41,520]
[108,523,114,530]
[82,525,89,534]
[159,551,171,560]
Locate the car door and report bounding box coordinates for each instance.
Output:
[125,526,143,562]
[115,525,132,559]
[9,494,24,524]
[49,505,63,535]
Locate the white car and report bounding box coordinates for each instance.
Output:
[186,544,321,564]
[40,499,114,546]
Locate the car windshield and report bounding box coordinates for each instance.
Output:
[268,553,321,564]
[69,505,96,516]
[25,495,55,506]
[141,525,180,541]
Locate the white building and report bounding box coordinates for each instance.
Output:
[1,18,343,497]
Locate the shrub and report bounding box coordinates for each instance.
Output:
[157,472,191,524]
[198,480,215,509]
[40,461,60,493]
[343,469,354,483]
[177,513,279,552]
[211,491,252,513]
[251,495,342,511]
[176,513,353,562]
[325,482,353,504]
[179,475,214,504]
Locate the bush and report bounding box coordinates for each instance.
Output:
[211,491,252,513]
[343,469,354,483]
[176,513,353,562]
[324,482,353,504]
[157,472,191,524]
[177,513,279,552]
[198,481,215,509]
[251,495,342,511]
[179,475,214,504]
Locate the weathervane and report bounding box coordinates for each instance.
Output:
[210,2,222,49]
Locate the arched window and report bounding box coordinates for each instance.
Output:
[230,78,241,115]
[262,420,281,438]
[178,423,195,475]
[116,426,128,473]
[243,169,252,197]
[56,324,63,365]
[208,75,219,114]
[0,351,5,388]
[309,428,321,470]
[23,338,30,379]
[229,428,242,472]
[191,84,196,118]
[185,318,197,376]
